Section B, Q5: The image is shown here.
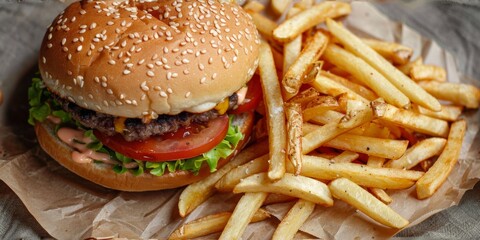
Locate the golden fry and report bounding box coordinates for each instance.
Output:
[258,42,287,180]
[272,199,316,240]
[362,38,413,65]
[329,178,409,228]
[418,81,480,109]
[413,104,463,122]
[410,64,447,82]
[286,102,303,175]
[326,18,441,111]
[283,31,329,99]
[215,154,269,192]
[416,120,467,199]
[385,138,447,170]
[274,2,351,42]
[324,44,410,108]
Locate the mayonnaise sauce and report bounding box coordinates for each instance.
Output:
[57,128,112,164]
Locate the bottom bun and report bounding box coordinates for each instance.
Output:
[35,112,254,192]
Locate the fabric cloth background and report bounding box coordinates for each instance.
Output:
[0,0,479,239]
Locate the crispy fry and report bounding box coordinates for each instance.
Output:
[302,96,339,121]
[243,1,265,12]
[320,71,378,101]
[286,102,303,175]
[324,44,410,108]
[272,0,293,15]
[273,2,351,42]
[329,178,409,228]
[331,151,359,163]
[215,154,269,192]
[362,38,413,65]
[397,57,423,75]
[283,7,303,76]
[385,138,447,170]
[293,0,314,10]
[325,133,408,159]
[309,109,344,125]
[371,100,450,137]
[418,81,480,109]
[259,42,287,180]
[410,64,447,82]
[169,209,270,240]
[326,18,441,111]
[264,194,297,205]
[272,199,316,240]
[416,120,467,199]
[219,192,268,240]
[178,141,269,217]
[413,104,463,122]
[295,155,423,189]
[310,73,369,103]
[288,87,320,109]
[283,31,329,99]
[249,12,278,40]
[338,100,372,129]
[367,156,393,204]
[234,173,334,206]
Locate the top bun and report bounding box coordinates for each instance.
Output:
[39,0,260,118]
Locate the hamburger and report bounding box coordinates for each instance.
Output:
[28,0,261,191]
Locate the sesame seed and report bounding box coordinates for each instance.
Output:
[108,60,116,65]
[42,57,46,64]
[123,69,131,75]
[77,45,83,52]
[185,92,191,98]
[147,71,155,77]
[47,43,53,48]
[200,77,207,84]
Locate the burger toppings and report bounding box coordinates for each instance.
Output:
[54,92,239,141]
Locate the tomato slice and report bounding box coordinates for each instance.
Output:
[229,75,262,114]
[94,115,230,162]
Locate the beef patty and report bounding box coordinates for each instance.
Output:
[54,93,238,141]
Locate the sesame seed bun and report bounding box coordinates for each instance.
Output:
[39,0,260,118]
[34,112,254,192]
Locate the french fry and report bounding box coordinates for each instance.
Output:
[243,1,265,12]
[294,155,423,189]
[169,209,270,240]
[338,99,372,129]
[413,104,463,122]
[321,71,378,101]
[324,44,410,108]
[420,159,434,172]
[249,12,278,40]
[293,0,314,10]
[283,7,303,76]
[371,100,450,138]
[416,120,467,199]
[215,154,269,192]
[271,0,293,15]
[259,42,287,180]
[326,18,442,111]
[367,156,393,204]
[329,178,409,228]
[286,102,303,175]
[309,109,344,125]
[272,199,316,240]
[385,138,447,170]
[302,96,339,121]
[234,173,334,206]
[397,57,423,75]
[219,192,268,240]
[324,133,408,159]
[362,38,413,65]
[273,2,351,42]
[410,65,447,82]
[418,81,480,109]
[288,87,320,109]
[178,141,269,217]
[310,73,369,103]
[264,194,297,205]
[283,31,329,99]
[331,151,359,163]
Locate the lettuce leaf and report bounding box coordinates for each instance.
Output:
[28,74,244,176]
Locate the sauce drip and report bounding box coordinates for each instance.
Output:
[57,128,113,164]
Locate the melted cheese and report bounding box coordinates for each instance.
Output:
[114,117,126,133]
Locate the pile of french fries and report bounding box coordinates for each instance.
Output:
[170,1,480,239]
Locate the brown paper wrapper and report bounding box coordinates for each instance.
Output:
[1,2,479,239]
